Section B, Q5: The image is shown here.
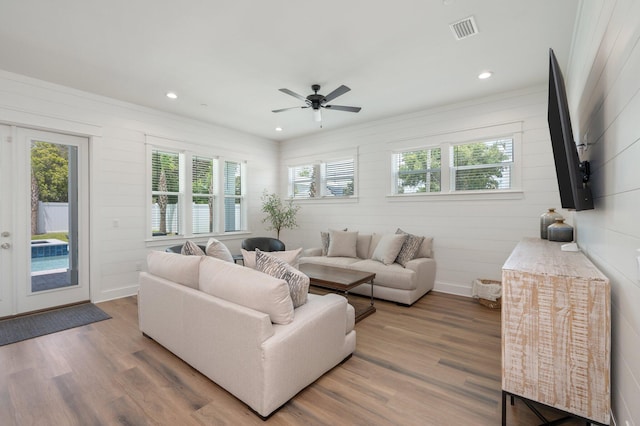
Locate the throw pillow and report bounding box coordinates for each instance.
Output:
[395,228,425,267]
[181,240,205,256]
[327,230,358,257]
[205,237,234,263]
[418,237,434,258]
[320,228,348,256]
[242,247,302,269]
[256,250,309,308]
[371,233,408,265]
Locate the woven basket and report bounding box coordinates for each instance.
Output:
[474,279,502,310]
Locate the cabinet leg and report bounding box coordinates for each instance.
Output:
[502,391,507,426]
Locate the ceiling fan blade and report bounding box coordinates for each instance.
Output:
[278,88,309,103]
[322,85,351,103]
[324,104,361,113]
[272,106,309,113]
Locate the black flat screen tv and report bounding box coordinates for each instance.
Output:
[547,48,594,211]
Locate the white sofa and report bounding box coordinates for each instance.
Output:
[300,232,436,306]
[138,251,356,418]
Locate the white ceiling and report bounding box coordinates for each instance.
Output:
[0,0,579,141]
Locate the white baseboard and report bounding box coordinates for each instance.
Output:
[433,281,473,298]
[93,284,139,303]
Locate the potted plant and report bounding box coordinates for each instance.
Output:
[261,191,300,240]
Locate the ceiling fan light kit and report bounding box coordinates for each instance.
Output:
[272,84,361,125]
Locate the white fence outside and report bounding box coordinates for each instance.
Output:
[37,202,68,233]
[151,203,241,234]
[37,202,240,235]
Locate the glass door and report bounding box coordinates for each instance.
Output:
[0,125,89,317]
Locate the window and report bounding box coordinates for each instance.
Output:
[148,138,247,238]
[394,148,441,194]
[151,149,182,236]
[223,160,245,232]
[451,138,513,191]
[392,136,517,195]
[288,158,355,199]
[192,155,215,234]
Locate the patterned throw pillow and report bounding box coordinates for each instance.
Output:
[256,250,309,308]
[181,240,205,256]
[395,228,425,267]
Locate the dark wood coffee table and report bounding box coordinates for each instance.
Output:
[299,263,376,322]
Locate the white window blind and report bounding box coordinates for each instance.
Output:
[192,155,215,234]
[224,160,244,232]
[288,157,356,199]
[323,159,354,197]
[151,149,182,236]
[290,164,317,198]
[451,138,513,191]
[394,148,441,194]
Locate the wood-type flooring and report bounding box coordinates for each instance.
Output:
[0,292,587,425]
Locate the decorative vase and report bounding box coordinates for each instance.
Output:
[540,208,563,239]
[547,218,574,242]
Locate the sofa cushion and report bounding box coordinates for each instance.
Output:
[327,230,358,258]
[256,250,309,308]
[367,233,383,259]
[205,237,234,263]
[199,256,294,325]
[371,233,407,265]
[350,259,417,291]
[356,233,372,259]
[147,251,201,289]
[242,247,302,269]
[181,240,205,256]
[395,228,425,267]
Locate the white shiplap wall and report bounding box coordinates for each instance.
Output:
[279,87,568,296]
[0,70,279,303]
[568,1,640,424]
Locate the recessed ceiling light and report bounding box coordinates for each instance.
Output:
[478,71,493,80]
[166,92,178,99]
[275,127,283,132]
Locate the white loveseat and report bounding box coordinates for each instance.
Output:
[300,232,436,306]
[138,251,356,418]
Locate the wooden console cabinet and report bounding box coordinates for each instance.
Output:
[501,238,610,425]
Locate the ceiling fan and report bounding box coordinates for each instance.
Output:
[272,84,361,122]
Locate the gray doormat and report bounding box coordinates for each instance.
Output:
[0,303,111,346]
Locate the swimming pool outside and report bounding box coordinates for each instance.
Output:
[31,255,69,273]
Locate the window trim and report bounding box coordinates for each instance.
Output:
[286,149,358,201]
[388,122,523,199]
[146,135,248,240]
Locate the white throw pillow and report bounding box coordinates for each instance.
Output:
[371,233,408,265]
[199,256,294,324]
[241,247,302,269]
[205,237,234,263]
[256,250,309,308]
[327,230,358,257]
[147,251,202,289]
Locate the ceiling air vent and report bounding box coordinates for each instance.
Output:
[449,16,478,40]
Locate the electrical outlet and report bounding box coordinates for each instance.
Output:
[113,218,119,228]
[135,262,142,272]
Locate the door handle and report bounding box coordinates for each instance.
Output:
[1,243,10,249]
